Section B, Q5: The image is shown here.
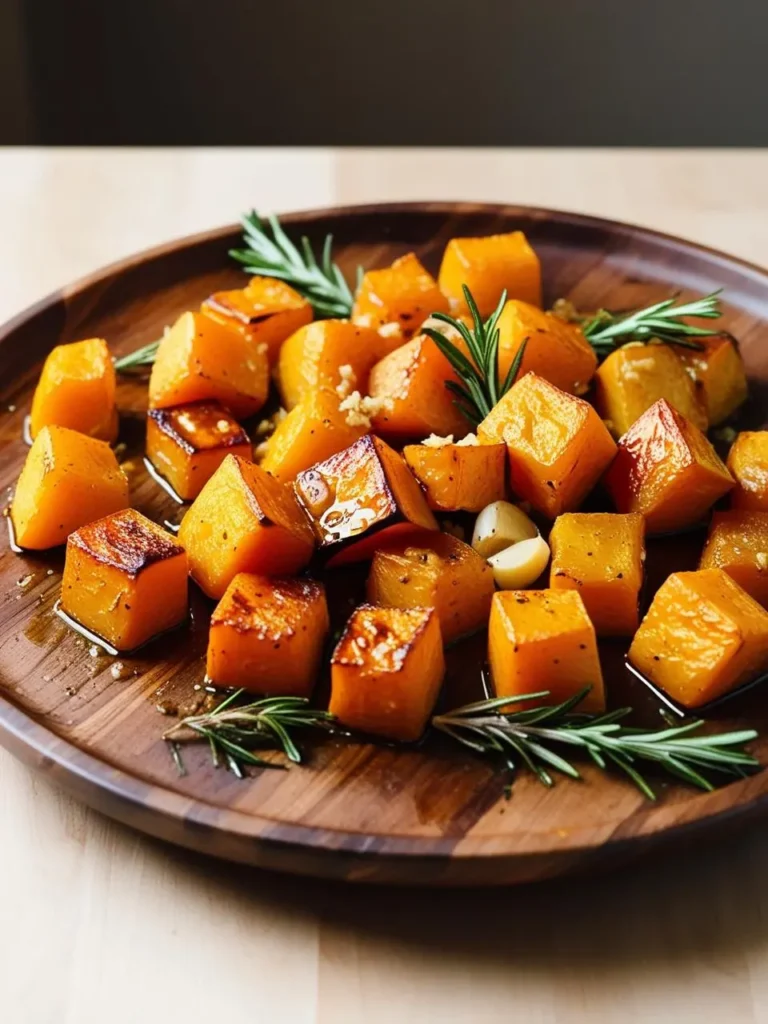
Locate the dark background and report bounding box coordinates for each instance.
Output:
[2,0,766,146]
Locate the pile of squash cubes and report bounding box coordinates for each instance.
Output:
[10,229,768,744]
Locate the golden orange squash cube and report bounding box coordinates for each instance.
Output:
[207,574,329,695]
[604,399,734,534]
[30,338,118,442]
[727,431,768,511]
[10,425,129,550]
[201,275,312,366]
[61,509,188,651]
[367,335,470,441]
[496,300,597,396]
[330,605,445,741]
[594,343,707,438]
[477,372,617,518]
[678,335,748,426]
[146,402,252,501]
[403,440,507,512]
[148,311,269,420]
[366,533,494,644]
[549,512,645,636]
[628,569,768,708]
[489,589,605,713]
[260,387,366,483]
[294,434,438,565]
[438,231,542,318]
[276,319,394,410]
[699,510,768,609]
[352,253,449,338]
[179,454,314,599]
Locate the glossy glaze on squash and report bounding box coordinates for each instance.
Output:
[207,574,329,695]
[352,253,449,339]
[61,509,188,651]
[604,399,733,534]
[11,425,129,550]
[438,231,542,317]
[677,335,748,426]
[329,604,445,741]
[727,431,768,511]
[30,338,118,442]
[629,568,768,708]
[403,440,507,512]
[699,510,768,608]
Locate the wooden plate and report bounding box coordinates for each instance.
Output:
[2,201,768,887]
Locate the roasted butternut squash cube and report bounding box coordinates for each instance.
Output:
[727,432,768,511]
[403,439,507,512]
[207,574,329,695]
[594,343,707,438]
[366,533,494,644]
[678,335,748,426]
[496,300,597,396]
[260,387,366,483]
[628,568,768,708]
[146,402,251,501]
[179,454,314,599]
[201,275,312,366]
[294,434,438,565]
[699,511,768,608]
[367,335,469,441]
[549,512,645,636]
[11,425,129,550]
[329,604,445,741]
[489,589,605,713]
[604,399,734,534]
[277,320,393,410]
[438,231,542,318]
[30,338,118,442]
[148,311,269,420]
[352,253,449,338]
[61,509,187,651]
[477,372,617,518]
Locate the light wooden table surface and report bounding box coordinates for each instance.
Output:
[2,148,768,1024]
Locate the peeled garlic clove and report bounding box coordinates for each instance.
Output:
[472,500,538,560]
[488,535,551,590]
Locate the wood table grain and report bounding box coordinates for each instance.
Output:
[2,148,768,1023]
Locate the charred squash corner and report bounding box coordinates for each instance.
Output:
[30,338,118,442]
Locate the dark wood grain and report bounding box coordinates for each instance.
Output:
[1,202,768,886]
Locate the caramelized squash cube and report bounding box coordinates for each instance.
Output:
[294,435,438,565]
[678,335,748,426]
[496,300,597,396]
[727,431,768,511]
[61,509,187,650]
[477,372,616,518]
[329,604,445,741]
[594,343,707,438]
[149,311,269,420]
[30,338,118,442]
[489,589,605,713]
[628,568,768,708]
[367,335,469,441]
[438,231,542,317]
[277,320,394,411]
[201,275,312,366]
[260,387,366,483]
[179,454,314,599]
[146,402,251,501]
[207,574,329,695]
[366,534,494,644]
[699,510,768,608]
[403,440,507,512]
[11,425,129,550]
[604,399,733,534]
[352,253,449,339]
[549,512,645,636]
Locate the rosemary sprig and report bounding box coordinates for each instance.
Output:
[114,339,161,373]
[163,690,335,778]
[560,290,725,357]
[422,285,528,426]
[432,688,759,800]
[229,210,355,319]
